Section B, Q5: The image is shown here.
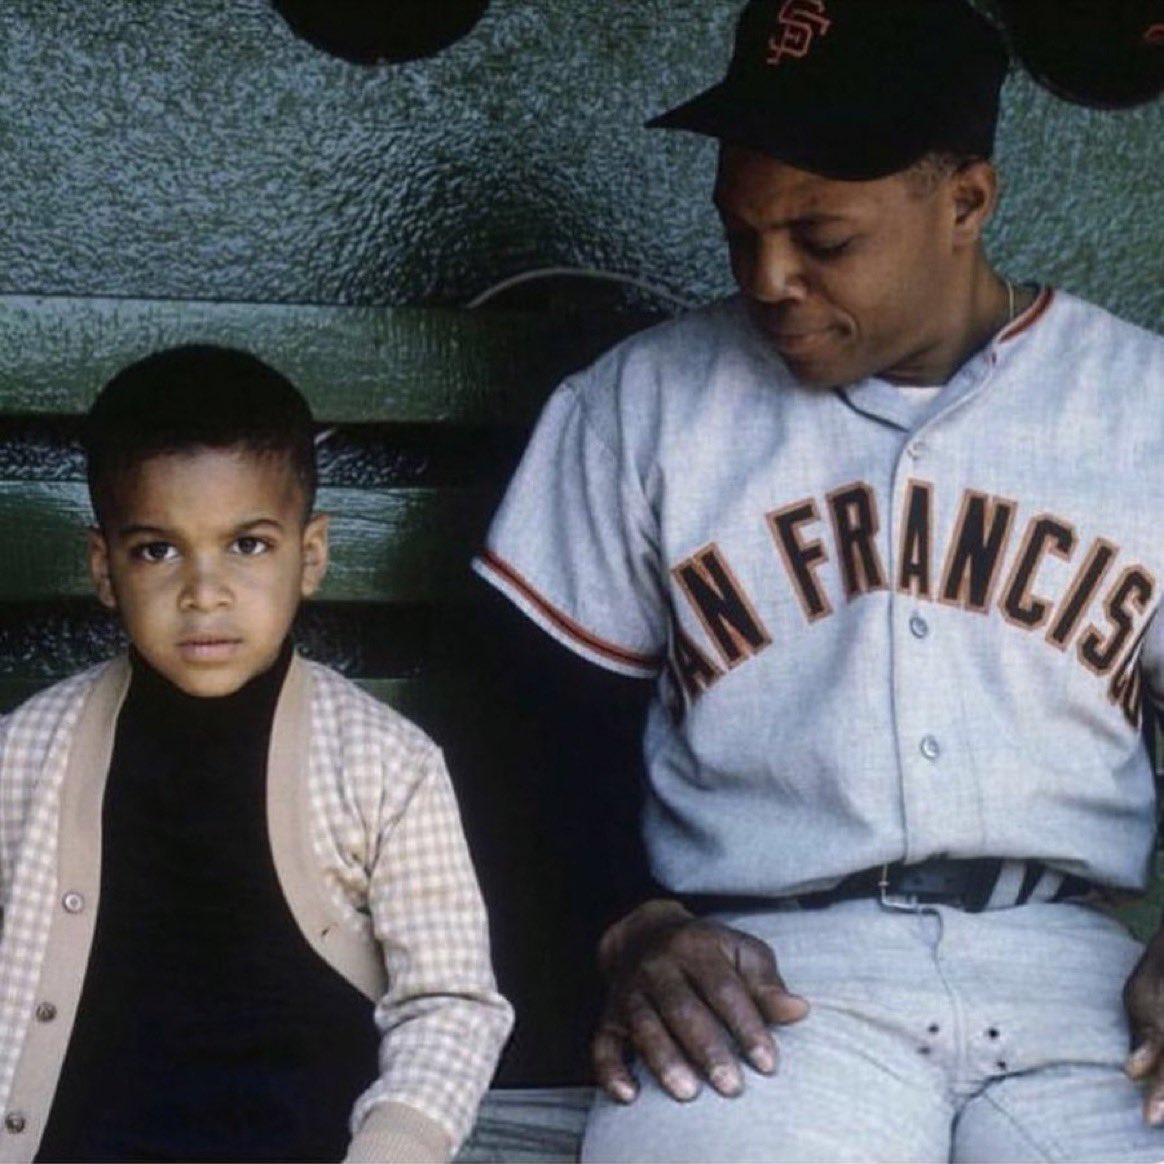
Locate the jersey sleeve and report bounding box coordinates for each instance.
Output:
[473,374,667,679]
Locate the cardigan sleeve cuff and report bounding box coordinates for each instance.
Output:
[344,1100,454,1163]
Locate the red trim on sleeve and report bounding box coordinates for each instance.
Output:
[477,549,663,672]
[999,286,1054,345]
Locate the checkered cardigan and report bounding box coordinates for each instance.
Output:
[0,655,513,1163]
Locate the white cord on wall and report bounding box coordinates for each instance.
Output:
[312,266,695,445]
[467,265,697,312]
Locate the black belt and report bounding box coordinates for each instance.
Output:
[678,858,1095,916]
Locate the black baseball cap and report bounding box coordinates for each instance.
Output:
[999,0,1164,109]
[649,0,1010,181]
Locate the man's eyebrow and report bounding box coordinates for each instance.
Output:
[712,204,854,230]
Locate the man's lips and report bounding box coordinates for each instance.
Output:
[749,307,840,359]
[766,326,838,357]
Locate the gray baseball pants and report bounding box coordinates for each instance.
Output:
[582,898,1164,1162]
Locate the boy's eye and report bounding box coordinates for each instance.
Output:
[132,542,178,564]
[233,536,271,556]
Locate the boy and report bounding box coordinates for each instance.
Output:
[0,344,512,1163]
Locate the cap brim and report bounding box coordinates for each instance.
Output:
[647,82,933,182]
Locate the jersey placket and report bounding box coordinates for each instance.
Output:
[845,351,1001,866]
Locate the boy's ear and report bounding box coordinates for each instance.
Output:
[300,512,330,598]
[86,528,118,610]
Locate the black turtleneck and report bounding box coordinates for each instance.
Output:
[37,644,380,1163]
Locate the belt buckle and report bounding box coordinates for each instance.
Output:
[877,863,923,913]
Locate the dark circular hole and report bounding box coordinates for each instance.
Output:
[272,0,490,65]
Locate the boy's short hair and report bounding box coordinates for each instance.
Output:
[84,344,318,526]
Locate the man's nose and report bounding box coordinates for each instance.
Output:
[747,234,807,305]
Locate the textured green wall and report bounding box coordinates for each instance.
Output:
[1,0,1159,323]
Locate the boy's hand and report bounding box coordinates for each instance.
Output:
[1124,925,1164,1124]
[592,899,809,1103]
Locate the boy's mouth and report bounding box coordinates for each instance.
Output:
[177,636,243,662]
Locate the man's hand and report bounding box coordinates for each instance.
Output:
[592,898,809,1104]
[1123,925,1164,1124]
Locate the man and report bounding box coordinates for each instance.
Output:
[474,0,1164,1158]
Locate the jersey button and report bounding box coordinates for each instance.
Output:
[61,891,85,914]
[907,441,925,460]
[909,614,930,638]
[920,735,941,761]
[35,1002,57,1023]
[4,1112,26,1134]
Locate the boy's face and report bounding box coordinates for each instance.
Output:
[88,446,328,698]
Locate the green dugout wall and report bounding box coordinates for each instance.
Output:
[0,1,1160,1081]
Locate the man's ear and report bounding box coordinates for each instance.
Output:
[300,512,330,598]
[87,528,118,610]
[949,159,999,246]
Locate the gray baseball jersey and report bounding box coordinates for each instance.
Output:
[474,289,1164,897]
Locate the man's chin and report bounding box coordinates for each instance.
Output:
[749,319,853,388]
[777,352,848,391]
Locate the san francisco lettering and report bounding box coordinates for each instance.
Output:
[667,478,1156,728]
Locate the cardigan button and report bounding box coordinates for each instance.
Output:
[61,891,85,914]
[35,1002,57,1023]
[4,1112,26,1134]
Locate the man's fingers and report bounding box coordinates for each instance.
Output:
[592,1022,639,1104]
[1123,936,1164,1123]
[597,914,807,1099]
[754,982,811,1026]
[648,924,806,1086]
[1126,1031,1164,1126]
[650,974,748,1096]
[1141,1058,1164,1127]
[622,989,704,1100]
[1123,1031,1164,1126]
[679,959,778,1080]
[729,932,809,1068]
[1126,1039,1162,1081]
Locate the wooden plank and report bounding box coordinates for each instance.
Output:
[0,295,641,424]
[0,481,492,602]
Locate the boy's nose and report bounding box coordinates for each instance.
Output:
[178,563,231,611]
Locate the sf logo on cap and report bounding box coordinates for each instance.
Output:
[767,0,832,67]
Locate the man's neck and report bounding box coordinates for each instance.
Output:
[882,265,1032,389]
[946,265,1034,381]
